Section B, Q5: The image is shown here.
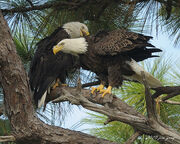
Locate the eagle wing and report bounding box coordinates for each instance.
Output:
[29,27,72,106]
[93,30,161,61]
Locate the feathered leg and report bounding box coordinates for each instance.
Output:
[52,78,67,89]
[52,78,60,89]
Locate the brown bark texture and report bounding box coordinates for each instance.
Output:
[0,10,118,144]
[0,9,180,144]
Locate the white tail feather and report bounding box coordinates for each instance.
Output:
[125,59,162,88]
[38,91,47,108]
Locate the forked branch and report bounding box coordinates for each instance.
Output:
[50,84,180,144]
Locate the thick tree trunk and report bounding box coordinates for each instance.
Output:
[0,10,117,144]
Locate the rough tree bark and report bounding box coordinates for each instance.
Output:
[48,85,180,144]
[0,9,180,144]
[0,10,118,144]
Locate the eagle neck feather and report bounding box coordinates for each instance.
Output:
[63,38,88,55]
[63,22,81,38]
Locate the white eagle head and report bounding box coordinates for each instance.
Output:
[53,38,88,56]
[63,22,89,38]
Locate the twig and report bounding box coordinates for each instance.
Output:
[1,1,78,13]
[0,106,4,116]
[82,80,100,88]
[159,100,180,105]
[141,71,157,120]
[76,77,82,92]
[0,136,15,142]
[94,2,109,20]
[124,131,142,144]
[152,86,180,99]
[81,79,138,88]
[104,117,114,125]
[26,0,33,7]
[162,92,180,101]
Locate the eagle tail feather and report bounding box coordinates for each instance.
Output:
[38,90,47,108]
[127,59,162,88]
[147,48,162,52]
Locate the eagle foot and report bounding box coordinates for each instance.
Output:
[91,87,97,94]
[91,84,104,94]
[101,86,112,97]
[52,82,59,89]
[52,78,61,89]
[61,84,68,87]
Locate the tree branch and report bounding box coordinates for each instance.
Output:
[141,72,157,120]
[82,80,100,88]
[124,131,142,144]
[52,87,146,124]
[0,136,16,142]
[50,86,180,144]
[159,100,180,105]
[0,106,4,116]
[162,92,180,101]
[1,1,78,13]
[26,0,34,7]
[2,0,178,15]
[152,86,180,99]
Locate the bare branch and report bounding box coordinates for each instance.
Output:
[124,131,142,144]
[104,117,114,125]
[1,1,78,13]
[26,0,33,7]
[0,106,4,116]
[162,92,180,101]
[152,86,180,99]
[82,80,100,88]
[0,136,16,142]
[159,100,180,105]
[141,72,157,120]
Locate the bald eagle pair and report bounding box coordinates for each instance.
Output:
[29,21,162,108]
[29,22,89,108]
[53,29,162,97]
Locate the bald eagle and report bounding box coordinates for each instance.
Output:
[53,30,162,97]
[29,22,89,107]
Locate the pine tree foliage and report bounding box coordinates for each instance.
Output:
[0,0,179,142]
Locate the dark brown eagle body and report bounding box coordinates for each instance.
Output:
[29,27,78,106]
[79,29,162,88]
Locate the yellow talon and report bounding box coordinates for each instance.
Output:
[61,84,68,87]
[91,84,105,94]
[97,84,104,91]
[52,82,59,89]
[91,87,97,94]
[102,86,112,97]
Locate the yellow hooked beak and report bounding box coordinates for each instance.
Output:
[53,45,63,55]
[80,28,90,36]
